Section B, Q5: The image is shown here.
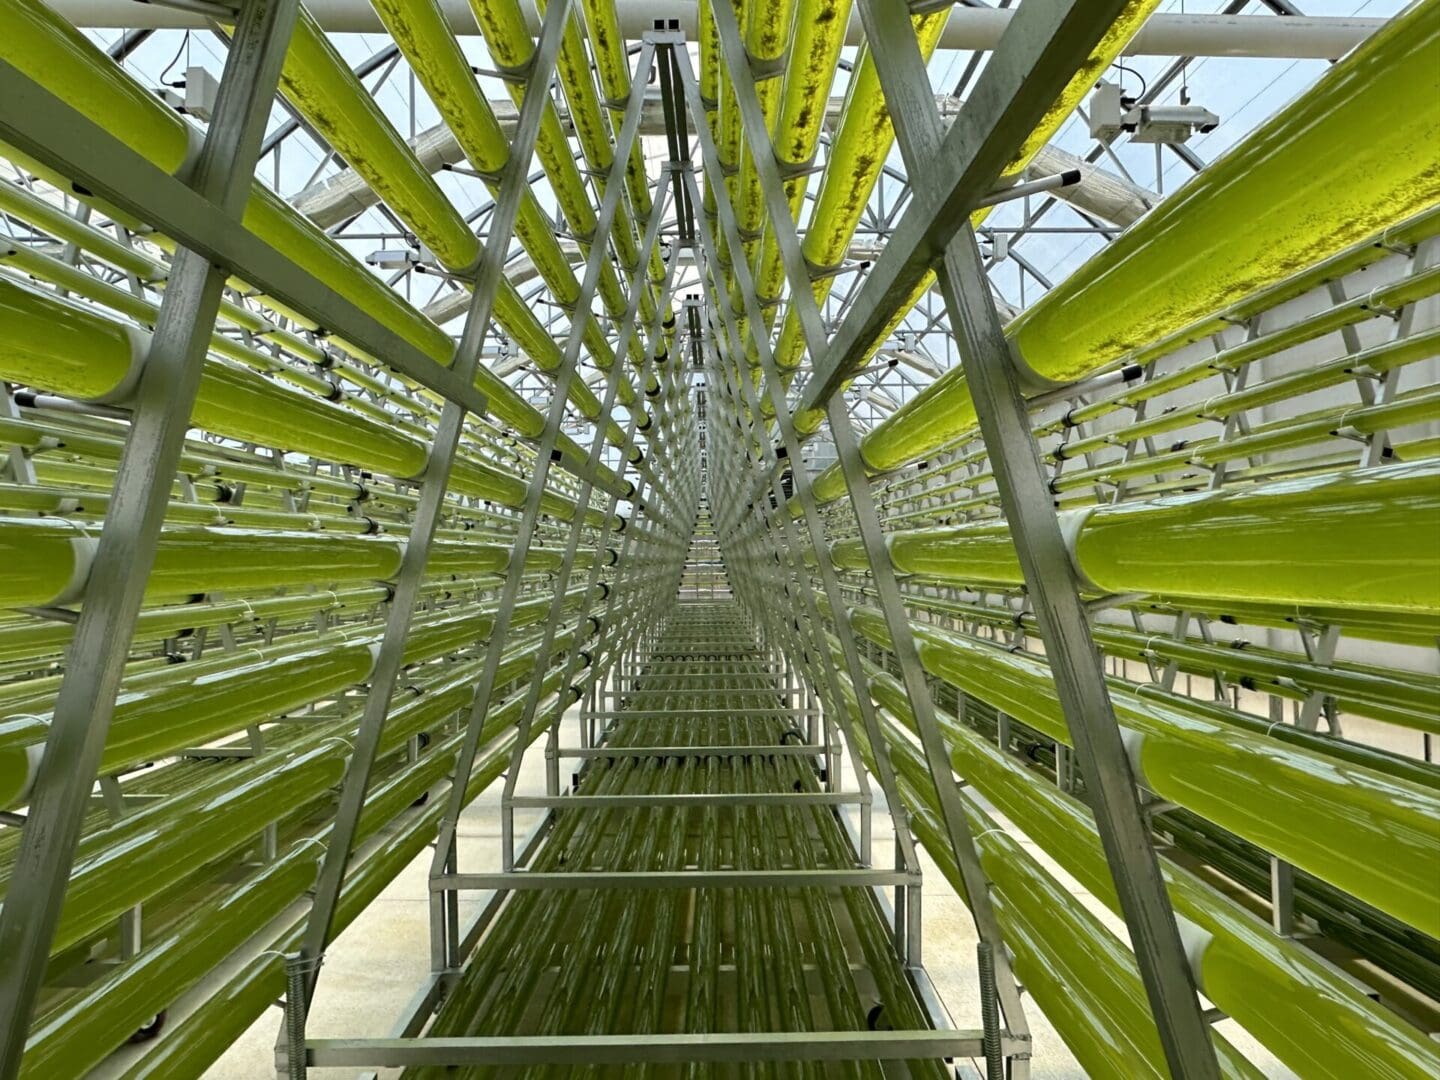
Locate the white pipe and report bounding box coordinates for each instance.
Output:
[48,1,1383,60]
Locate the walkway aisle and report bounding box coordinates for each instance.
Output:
[405,601,950,1079]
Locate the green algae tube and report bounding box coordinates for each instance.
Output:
[277,10,479,272]
[19,853,317,1080]
[3,0,192,175]
[0,279,140,401]
[1073,460,1440,614]
[813,0,1440,504]
[841,601,1440,937]
[1010,3,1440,382]
[0,518,93,608]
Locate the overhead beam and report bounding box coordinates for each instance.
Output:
[51,1,1382,58]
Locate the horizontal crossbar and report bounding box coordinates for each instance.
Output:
[433,869,914,890]
[509,792,864,808]
[585,709,819,718]
[559,745,824,757]
[615,688,792,696]
[306,1030,1011,1066]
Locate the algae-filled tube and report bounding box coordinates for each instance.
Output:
[364,0,650,387]
[265,5,651,442]
[889,589,1440,736]
[0,0,625,490]
[0,515,612,610]
[0,623,595,964]
[833,650,1440,1080]
[466,0,666,320]
[22,661,605,1080]
[830,460,1440,617]
[804,0,1440,491]
[760,0,1160,414]
[828,596,1440,938]
[828,674,1258,1079]
[0,280,618,523]
[0,598,598,809]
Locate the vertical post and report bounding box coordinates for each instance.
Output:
[427,27,649,965]
[293,0,565,994]
[0,3,300,1071]
[850,0,1221,1073]
[691,246,881,851]
[506,178,676,828]
[549,236,683,754]
[490,42,658,870]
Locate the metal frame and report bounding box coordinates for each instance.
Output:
[664,36,927,915]
[286,0,566,1001]
[0,3,1429,1078]
[0,5,302,1073]
[846,0,1220,1074]
[499,174,678,864]
[424,22,654,975]
[690,13,1040,1075]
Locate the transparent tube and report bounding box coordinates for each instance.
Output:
[830,1,1440,491]
[839,599,1440,937]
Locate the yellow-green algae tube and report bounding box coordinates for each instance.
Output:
[270,1,647,444]
[0,602,595,807]
[14,644,601,1079]
[46,743,344,954]
[829,670,1256,1079]
[18,848,321,1080]
[0,514,609,612]
[752,0,854,309]
[766,0,1158,411]
[1072,459,1440,613]
[769,9,951,373]
[854,663,1440,1080]
[0,279,615,523]
[835,599,1440,938]
[845,460,1440,615]
[813,0,1440,496]
[278,8,479,272]
[0,0,625,494]
[0,180,161,281]
[1011,1,1440,383]
[733,2,795,265]
[98,699,561,1080]
[765,0,1159,423]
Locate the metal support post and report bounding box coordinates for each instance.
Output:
[847,0,1221,1072]
[0,4,300,1071]
[502,172,676,866]
[291,0,564,1000]
[685,23,1012,1028]
[427,26,650,967]
[692,311,877,852]
[668,43,923,894]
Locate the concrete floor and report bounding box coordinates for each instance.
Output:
[206,710,1294,1079]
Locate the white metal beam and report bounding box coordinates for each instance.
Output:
[50,1,1384,59]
